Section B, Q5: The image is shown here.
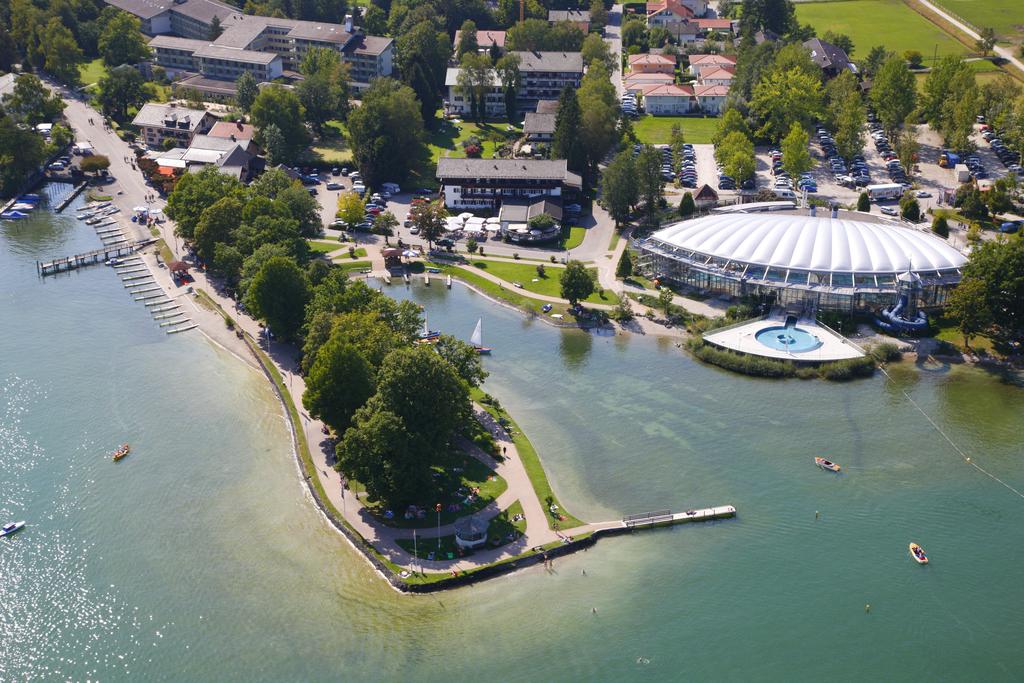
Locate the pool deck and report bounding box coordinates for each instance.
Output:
[703,319,865,362]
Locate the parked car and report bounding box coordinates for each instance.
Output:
[326,182,342,190]
[880,206,898,216]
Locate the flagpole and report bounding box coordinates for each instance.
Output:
[414,530,418,576]
[436,503,442,549]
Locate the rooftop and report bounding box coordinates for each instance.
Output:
[132,103,213,130]
[643,83,695,97]
[437,158,581,187]
[512,51,584,74]
[689,53,737,66]
[207,120,255,140]
[548,10,591,22]
[149,35,208,52]
[344,34,393,56]
[648,214,967,275]
[194,43,280,64]
[445,67,503,88]
[535,99,559,114]
[523,112,556,135]
[454,29,506,48]
[628,53,676,66]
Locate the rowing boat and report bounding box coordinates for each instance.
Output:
[815,457,840,472]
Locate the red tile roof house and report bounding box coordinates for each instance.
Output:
[623,71,675,95]
[641,83,697,115]
[628,53,677,75]
[688,53,737,77]
[645,0,710,39]
[698,65,735,87]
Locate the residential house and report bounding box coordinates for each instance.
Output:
[523,112,556,142]
[207,120,255,141]
[453,29,507,57]
[643,83,696,115]
[628,53,676,75]
[444,68,506,118]
[514,51,584,109]
[132,103,216,148]
[698,65,734,87]
[802,38,856,78]
[499,197,564,243]
[687,54,736,78]
[548,10,590,33]
[693,18,735,36]
[645,0,709,40]
[693,83,728,114]
[623,71,675,96]
[436,158,582,210]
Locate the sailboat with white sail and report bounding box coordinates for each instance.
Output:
[470,317,491,354]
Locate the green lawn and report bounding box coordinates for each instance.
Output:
[394,500,527,561]
[308,240,345,254]
[469,259,619,305]
[562,225,587,250]
[428,119,522,164]
[78,58,107,86]
[930,312,996,354]
[330,246,368,259]
[310,120,353,165]
[474,389,585,530]
[930,0,1024,41]
[336,260,373,274]
[360,449,507,529]
[795,0,967,64]
[633,116,720,144]
[422,261,573,317]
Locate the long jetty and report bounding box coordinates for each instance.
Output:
[37,241,150,276]
[54,182,88,213]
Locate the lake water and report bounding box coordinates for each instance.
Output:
[3,193,1024,681]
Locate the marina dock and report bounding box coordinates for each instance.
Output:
[54,183,88,213]
[619,506,736,529]
[38,243,142,276]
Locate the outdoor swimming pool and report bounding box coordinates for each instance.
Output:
[754,325,823,353]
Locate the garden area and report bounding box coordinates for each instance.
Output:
[469,259,619,306]
[930,0,1024,42]
[309,120,353,166]
[354,449,507,529]
[394,500,528,561]
[634,116,720,144]
[795,0,968,63]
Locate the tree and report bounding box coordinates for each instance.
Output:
[857,192,870,212]
[410,199,447,247]
[3,74,64,124]
[552,85,584,172]
[80,155,111,175]
[615,250,633,278]
[395,21,449,124]
[822,30,854,57]
[581,32,615,73]
[298,47,350,130]
[946,84,979,153]
[336,406,420,506]
[560,260,595,305]
[713,108,752,147]
[373,211,399,239]
[236,72,259,112]
[495,53,521,123]
[337,191,366,226]
[601,150,638,226]
[738,0,797,36]
[41,18,83,84]
[590,0,608,28]
[194,196,244,264]
[208,15,223,40]
[679,191,696,217]
[780,123,812,178]
[871,56,916,134]
[670,123,686,169]
[956,182,989,221]
[0,113,46,198]
[636,145,663,226]
[96,64,148,122]
[945,277,991,349]
[858,45,889,78]
[0,26,17,73]
[899,192,921,222]
[715,130,756,182]
[243,256,311,339]
[303,338,375,432]
[99,10,150,67]
[658,286,674,315]
[750,67,822,143]
[165,166,243,240]
[346,78,425,186]
[921,56,973,131]
[363,5,387,35]
[978,75,1021,131]
[457,19,478,59]
[975,27,997,58]
[457,52,494,122]
[932,215,949,238]
[895,125,919,178]
[904,50,923,69]
[434,335,488,387]
[251,86,310,164]
[372,345,470,454]
[262,123,287,167]
[621,18,648,51]
[577,62,620,180]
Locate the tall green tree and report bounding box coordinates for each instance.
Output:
[165,166,244,240]
[346,78,425,186]
[96,64,149,122]
[243,256,311,339]
[945,275,991,348]
[251,85,310,164]
[236,71,259,112]
[2,73,64,124]
[495,53,521,123]
[456,51,494,122]
[870,56,916,134]
[749,67,822,143]
[456,19,478,59]
[577,62,619,180]
[193,196,244,264]
[636,144,663,226]
[303,338,376,432]
[336,406,418,506]
[434,335,488,387]
[395,21,449,124]
[0,113,46,198]
[297,47,351,131]
[363,4,388,35]
[601,150,638,227]
[581,32,615,72]
[410,199,447,247]
[41,18,83,84]
[780,123,812,178]
[552,85,585,172]
[560,260,595,306]
[98,10,150,66]
[715,130,756,182]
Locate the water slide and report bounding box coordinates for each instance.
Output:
[875,293,929,334]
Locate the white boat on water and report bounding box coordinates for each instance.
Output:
[1,521,25,538]
[470,317,492,354]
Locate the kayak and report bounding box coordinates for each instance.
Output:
[815,457,841,472]
[909,542,928,564]
[1,521,26,538]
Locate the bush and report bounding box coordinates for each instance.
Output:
[679,192,696,217]
[616,250,633,278]
[904,50,924,68]
[868,342,901,363]
[857,192,870,212]
[536,263,546,278]
[932,215,949,238]
[466,238,478,254]
[819,356,876,381]
[899,192,921,221]
[687,339,796,377]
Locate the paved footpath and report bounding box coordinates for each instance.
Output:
[914,0,1024,77]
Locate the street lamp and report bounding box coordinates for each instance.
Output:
[435,502,442,549]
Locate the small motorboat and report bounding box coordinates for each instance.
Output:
[112,443,131,461]
[815,457,840,472]
[427,267,441,274]
[909,542,928,564]
[1,521,26,538]
[11,203,35,211]
[105,258,123,266]
[19,194,40,202]
[417,320,440,341]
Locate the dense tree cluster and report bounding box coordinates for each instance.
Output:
[947,236,1024,348]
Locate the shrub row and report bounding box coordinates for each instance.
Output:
[686,339,881,382]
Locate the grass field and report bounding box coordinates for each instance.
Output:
[930,0,1024,42]
[633,116,720,144]
[428,119,521,164]
[469,259,619,306]
[310,120,353,165]
[78,58,107,86]
[562,225,587,250]
[795,0,967,63]
[308,240,344,254]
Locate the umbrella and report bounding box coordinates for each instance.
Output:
[402,249,419,258]
[457,212,474,220]
[465,216,485,225]
[485,224,502,232]
[132,206,148,212]
[485,217,500,224]
[382,248,402,257]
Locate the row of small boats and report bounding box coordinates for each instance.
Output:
[415,317,492,354]
[1,193,41,220]
[814,457,929,564]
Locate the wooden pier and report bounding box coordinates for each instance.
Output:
[619,505,736,530]
[53,182,88,213]
[38,243,141,276]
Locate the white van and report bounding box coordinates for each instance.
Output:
[773,189,796,199]
[381,182,401,194]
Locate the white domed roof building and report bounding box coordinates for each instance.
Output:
[639,213,966,312]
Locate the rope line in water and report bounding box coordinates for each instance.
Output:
[879,367,1024,501]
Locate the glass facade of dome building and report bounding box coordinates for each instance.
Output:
[638,214,967,312]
